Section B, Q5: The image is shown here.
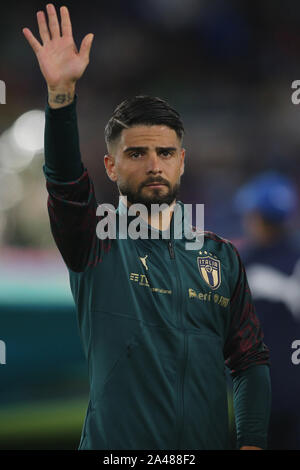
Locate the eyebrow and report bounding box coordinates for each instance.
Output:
[123,146,177,154]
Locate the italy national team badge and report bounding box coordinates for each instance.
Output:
[197,252,221,290]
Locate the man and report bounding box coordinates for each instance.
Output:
[234,172,300,449]
[23,4,271,450]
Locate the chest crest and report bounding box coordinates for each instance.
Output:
[197,251,221,290]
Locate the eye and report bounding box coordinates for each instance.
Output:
[160,149,173,158]
[129,152,143,159]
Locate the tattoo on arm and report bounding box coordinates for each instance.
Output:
[49,92,73,104]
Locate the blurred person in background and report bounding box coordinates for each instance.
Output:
[235,171,300,449]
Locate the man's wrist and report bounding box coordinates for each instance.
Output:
[237,434,267,450]
[47,84,76,109]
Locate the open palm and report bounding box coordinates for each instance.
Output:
[23,4,94,89]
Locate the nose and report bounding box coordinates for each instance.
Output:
[146,151,162,174]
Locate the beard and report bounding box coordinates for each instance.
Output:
[117,176,180,210]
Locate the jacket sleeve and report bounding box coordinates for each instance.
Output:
[223,243,271,449]
[231,364,271,449]
[43,93,111,273]
[44,168,108,273]
[224,243,270,373]
[44,93,84,182]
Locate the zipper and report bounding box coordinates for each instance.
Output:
[174,254,187,449]
[168,208,175,259]
[168,204,188,449]
[176,333,188,449]
[168,240,175,259]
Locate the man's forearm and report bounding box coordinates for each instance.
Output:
[44,88,84,182]
[232,364,271,450]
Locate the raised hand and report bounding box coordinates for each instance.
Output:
[23,4,94,107]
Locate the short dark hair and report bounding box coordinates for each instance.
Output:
[104,95,184,151]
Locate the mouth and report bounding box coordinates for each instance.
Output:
[143,180,169,189]
[145,183,167,188]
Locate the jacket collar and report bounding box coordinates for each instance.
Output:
[115,199,195,242]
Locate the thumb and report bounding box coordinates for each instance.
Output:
[79,33,94,62]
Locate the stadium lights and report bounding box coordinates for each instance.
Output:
[0,110,44,172]
[11,110,44,153]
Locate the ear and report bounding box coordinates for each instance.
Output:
[180,148,185,176]
[104,154,118,182]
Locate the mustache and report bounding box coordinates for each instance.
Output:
[141,177,170,188]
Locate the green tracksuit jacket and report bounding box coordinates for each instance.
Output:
[43,97,271,450]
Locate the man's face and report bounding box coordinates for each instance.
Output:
[104,125,185,209]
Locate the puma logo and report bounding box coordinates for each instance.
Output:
[139,254,149,271]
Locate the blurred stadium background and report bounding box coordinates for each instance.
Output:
[0,0,300,449]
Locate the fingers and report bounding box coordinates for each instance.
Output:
[22,28,42,54]
[46,3,60,39]
[60,6,72,38]
[79,33,94,62]
[37,11,50,44]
